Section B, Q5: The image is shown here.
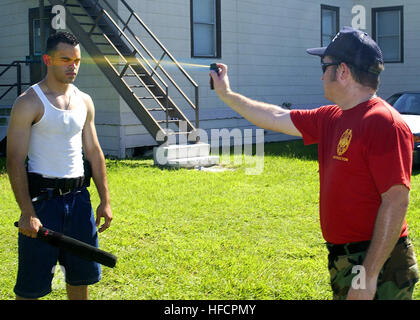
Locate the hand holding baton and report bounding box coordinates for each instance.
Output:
[14,221,117,268]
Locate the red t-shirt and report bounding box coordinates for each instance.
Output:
[290,97,413,244]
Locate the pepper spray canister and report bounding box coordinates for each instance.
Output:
[209,63,219,90]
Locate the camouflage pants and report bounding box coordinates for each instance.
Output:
[327,237,419,300]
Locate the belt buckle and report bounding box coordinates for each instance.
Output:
[59,188,72,196]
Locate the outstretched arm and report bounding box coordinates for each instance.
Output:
[210,63,302,137]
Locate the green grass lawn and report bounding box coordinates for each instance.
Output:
[0,139,419,300]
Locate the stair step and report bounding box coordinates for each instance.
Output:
[123,73,147,77]
[154,144,220,168]
[166,155,220,168]
[157,119,179,123]
[167,131,190,136]
[130,85,156,88]
[137,96,164,99]
[94,42,124,47]
[147,108,174,112]
[154,143,211,161]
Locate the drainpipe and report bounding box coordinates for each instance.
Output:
[39,0,46,77]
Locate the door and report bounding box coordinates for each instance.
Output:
[28,6,55,84]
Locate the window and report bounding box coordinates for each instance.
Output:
[321,5,339,47]
[191,0,221,58]
[372,6,403,63]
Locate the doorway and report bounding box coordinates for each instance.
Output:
[28,6,56,84]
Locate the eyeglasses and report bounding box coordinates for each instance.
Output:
[321,62,340,73]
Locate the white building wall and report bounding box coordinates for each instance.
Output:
[0,1,122,156]
[73,48,122,157]
[120,0,357,149]
[0,0,36,106]
[358,0,420,99]
[0,0,37,141]
[1,0,419,156]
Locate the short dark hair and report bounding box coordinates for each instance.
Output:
[330,56,384,91]
[46,32,80,55]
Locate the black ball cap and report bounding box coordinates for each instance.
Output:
[307,26,384,74]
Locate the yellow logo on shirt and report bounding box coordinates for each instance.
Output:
[333,129,352,161]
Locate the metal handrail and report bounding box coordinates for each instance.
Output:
[0,60,31,101]
[61,0,200,130]
[100,9,169,89]
[98,0,199,113]
[128,10,198,87]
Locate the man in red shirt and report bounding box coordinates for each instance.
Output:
[210,27,418,299]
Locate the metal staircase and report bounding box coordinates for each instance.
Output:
[49,0,200,145]
[0,60,31,153]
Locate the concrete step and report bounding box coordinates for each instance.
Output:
[154,143,210,161]
[167,155,220,168]
[153,143,220,168]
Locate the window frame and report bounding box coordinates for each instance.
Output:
[372,6,404,63]
[321,4,340,47]
[190,0,221,58]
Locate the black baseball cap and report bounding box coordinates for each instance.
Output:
[307,26,384,74]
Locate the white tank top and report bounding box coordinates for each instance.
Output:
[28,84,87,178]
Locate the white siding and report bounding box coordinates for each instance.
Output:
[0,1,122,156]
[1,0,419,157]
[73,48,122,157]
[0,0,36,106]
[361,0,420,99]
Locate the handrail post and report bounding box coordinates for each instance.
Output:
[16,63,22,96]
[195,86,199,129]
[0,61,31,102]
[165,86,169,130]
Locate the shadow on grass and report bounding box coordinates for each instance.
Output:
[105,158,155,170]
[264,139,318,161]
[208,139,318,162]
[105,139,318,172]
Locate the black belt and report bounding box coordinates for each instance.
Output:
[27,172,87,202]
[31,187,84,203]
[326,236,408,256]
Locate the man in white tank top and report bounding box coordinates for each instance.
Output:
[7,32,112,300]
